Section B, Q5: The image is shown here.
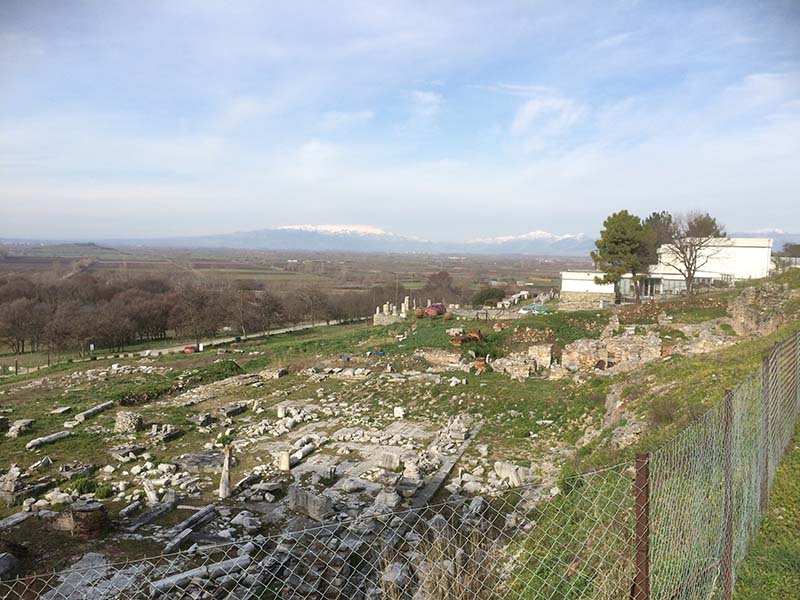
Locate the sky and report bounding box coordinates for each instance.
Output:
[1,0,799,241]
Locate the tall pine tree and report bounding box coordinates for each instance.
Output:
[591,210,650,302]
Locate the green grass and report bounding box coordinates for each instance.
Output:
[772,269,800,290]
[735,426,800,600]
[665,305,728,323]
[518,310,610,346]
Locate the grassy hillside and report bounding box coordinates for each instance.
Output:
[734,427,800,600]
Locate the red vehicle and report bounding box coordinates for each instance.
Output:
[425,303,447,317]
[182,345,196,354]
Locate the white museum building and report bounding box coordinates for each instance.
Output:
[561,237,773,299]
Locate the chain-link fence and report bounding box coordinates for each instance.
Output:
[1,332,798,600]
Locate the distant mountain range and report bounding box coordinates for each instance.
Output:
[4,225,798,257]
[730,229,800,251]
[93,225,598,256]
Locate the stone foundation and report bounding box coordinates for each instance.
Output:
[559,291,616,311]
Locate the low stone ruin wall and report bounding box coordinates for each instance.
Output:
[559,291,616,312]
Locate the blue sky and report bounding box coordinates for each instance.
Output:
[1,1,799,241]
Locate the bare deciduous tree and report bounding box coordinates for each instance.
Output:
[660,212,727,294]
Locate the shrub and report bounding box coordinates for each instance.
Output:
[95,483,114,499]
[471,287,505,307]
[71,476,97,495]
[649,396,679,426]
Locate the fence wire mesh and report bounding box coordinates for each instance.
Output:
[1,332,798,600]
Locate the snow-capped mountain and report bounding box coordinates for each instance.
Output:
[93,224,596,255]
[731,230,800,250]
[277,224,391,236]
[102,225,429,253]
[464,230,593,255]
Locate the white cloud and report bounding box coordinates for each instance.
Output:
[722,72,800,114]
[509,93,585,151]
[318,110,374,132]
[594,32,633,50]
[411,90,443,117]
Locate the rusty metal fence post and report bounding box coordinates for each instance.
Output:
[760,353,771,513]
[631,453,650,600]
[721,391,734,600]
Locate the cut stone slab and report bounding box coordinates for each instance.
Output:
[49,407,72,415]
[110,445,146,461]
[379,452,402,471]
[0,511,31,531]
[175,451,227,474]
[287,486,333,522]
[221,403,246,418]
[259,367,288,380]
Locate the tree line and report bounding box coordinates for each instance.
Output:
[0,268,476,357]
[0,272,387,357]
[592,210,726,299]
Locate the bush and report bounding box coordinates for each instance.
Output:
[471,287,505,307]
[71,476,97,495]
[649,396,679,426]
[95,483,114,499]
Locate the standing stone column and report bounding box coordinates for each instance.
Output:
[218,446,232,500]
[278,451,291,472]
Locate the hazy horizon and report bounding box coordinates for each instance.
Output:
[2,1,799,240]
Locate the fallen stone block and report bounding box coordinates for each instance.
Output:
[5,419,33,438]
[119,501,141,519]
[167,504,217,537]
[26,430,72,450]
[0,552,20,581]
[221,403,247,418]
[150,556,251,594]
[122,502,175,533]
[73,401,114,424]
[164,527,193,553]
[0,511,31,531]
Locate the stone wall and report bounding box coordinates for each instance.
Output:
[562,339,608,371]
[373,314,404,326]
[563,334,662,372]
[729,283,793,336]
[527,344,553,369]
[559,291,616,312]
[606,334,662,371]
